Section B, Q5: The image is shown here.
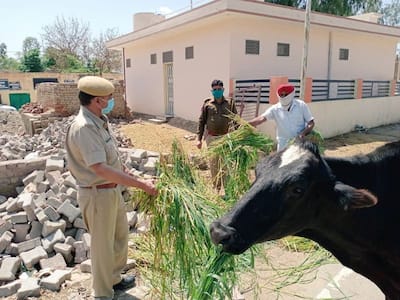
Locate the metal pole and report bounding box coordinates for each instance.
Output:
[300,0,311,100]
[190,0,193,9]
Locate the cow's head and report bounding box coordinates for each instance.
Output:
[210,140,377,254]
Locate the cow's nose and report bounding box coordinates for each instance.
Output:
[210,221,237,246]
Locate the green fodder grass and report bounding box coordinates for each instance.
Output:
[134,140,257,299]
[130,121,332,299]
[206,117,275,200]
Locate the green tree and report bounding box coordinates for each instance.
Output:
[91,28,122,76]
[41,16,90,71]
[265,0,382,16]
[0,43,6,59]
[20,49,43,72]
[22,37,41,56]
[42,16,90,56]
[42,52,57,71]
[0,57,20,71]
[361,0,383,13]
[41,15,123,73]
[380,0,400,25]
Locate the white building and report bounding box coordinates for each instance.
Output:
[107,0,400,137]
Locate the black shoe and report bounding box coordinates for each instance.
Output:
[113,275,136,291]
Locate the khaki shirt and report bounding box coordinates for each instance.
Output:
[65,106,122,187]
[197,97,237,140]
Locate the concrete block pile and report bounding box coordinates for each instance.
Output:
[0,114,160,297]
[0,114,133,161]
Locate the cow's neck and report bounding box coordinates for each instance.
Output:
[297,227,400,297]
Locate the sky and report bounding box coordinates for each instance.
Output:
[1,0,211,57]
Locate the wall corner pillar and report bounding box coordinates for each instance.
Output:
[355,79,363,99]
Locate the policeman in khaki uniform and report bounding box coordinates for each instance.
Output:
[197,79,238,192]
[65,76,157,300]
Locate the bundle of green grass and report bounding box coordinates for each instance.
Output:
[133,120,275,299]
[206,117,275,200]
[132,119,329,299]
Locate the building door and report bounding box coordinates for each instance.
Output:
[9,93,30,109]
[164,63,174,117]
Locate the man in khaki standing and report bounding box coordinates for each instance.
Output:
[65,76,157,299]
[197,79,237,193]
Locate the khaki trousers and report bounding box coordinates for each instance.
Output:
[77,186,128,298]
[205,134,227,191]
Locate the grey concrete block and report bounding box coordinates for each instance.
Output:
[17,237,41,254]
[53,242,74,264]
[34,207,49,224]
[0,256,21,281]
[46,196,62,210]
[39,252,67,270]
[17,277,40,299]
[5,242,18,256]
[6,198,19,213]
[0,280,21,297]
[45,158,64,173]
[57,199,80,223]
[46,170,62,186]
[0,218,12,235]
[40,269,72,291]
[43,205,60,221]
[0,231,14,253]
[73,217,87,230]
[80,259,91,273]
[26,221,42,240]
[62,175,76,188]
[13,223,30,243]
[10,211,28,224]
[33,193,46,209]
[42,219,66,237]
[20,246,48,269]
[42,229,65,253]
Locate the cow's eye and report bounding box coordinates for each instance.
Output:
[293,187,304,196]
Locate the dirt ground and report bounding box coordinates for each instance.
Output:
[120,116,400,158]
[118,116,200,155]
[13,118,400,300]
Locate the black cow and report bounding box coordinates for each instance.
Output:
[210,140,400,299]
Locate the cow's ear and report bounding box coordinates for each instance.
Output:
[334,182,378,211]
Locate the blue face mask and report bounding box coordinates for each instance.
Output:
[102,98,115,114]
[212,89,224,99]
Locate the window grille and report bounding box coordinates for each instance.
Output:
[150,54,157,64]
[245,40,260,55]
[162,51,173,63]
[185,46,194,59]
[339,48,349,60]
[277,43,290,56]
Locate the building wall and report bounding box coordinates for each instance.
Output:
[0,72,123,105]
[36,80,127,118]
[0,156,48,196]
[328,31,396,80]
[228,14,396,81]
[124,17,232,121]
[229,14,312,79]
[121,12,398,123]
